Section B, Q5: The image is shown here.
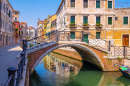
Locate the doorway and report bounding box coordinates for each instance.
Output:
[122,34,129,47]
[83,34,88,43]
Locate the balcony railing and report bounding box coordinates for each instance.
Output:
[82,24,89,29]
[69,23,77,28]
[95,23,102,28]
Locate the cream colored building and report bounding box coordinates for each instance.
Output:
[56,0,130,46]
[0,0,13,46]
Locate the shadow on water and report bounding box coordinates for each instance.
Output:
[29,52,129,86]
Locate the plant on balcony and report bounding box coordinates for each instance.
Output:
[96,23,102,26]
[69,23,76,27]
[15,28,18,34]
[83,23,89,26]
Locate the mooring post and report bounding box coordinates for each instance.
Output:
[55,30,58,42]
[124,46,126,59]
[7,67,17,86]
[108,40,111,51]
[82,31,83,42]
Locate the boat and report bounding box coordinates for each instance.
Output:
[115,64,130,78]
[116,76,130,85]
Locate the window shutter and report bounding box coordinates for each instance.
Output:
[83,16,88,24]
[96,32,100,39]
[108,17,112,25]
[108,1,112,9]
[124,17,128,24]
[96,1,100,8]
[84,0,88,8]
[71,16,75,23]
[96,17,100,24]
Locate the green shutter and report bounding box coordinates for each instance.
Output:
[71,16,75,23]
[108,1,112,9]
[83,16,88,24]
[96,1,100,8]
[108,17,112,25]
[96,32,100,39]
[70,32,75,39]
[124,17,128,24]
[83,34,88,43]
[96,17,100,24]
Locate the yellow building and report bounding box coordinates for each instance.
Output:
[56,0,130,47]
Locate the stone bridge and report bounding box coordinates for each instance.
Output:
[26,41,122,74]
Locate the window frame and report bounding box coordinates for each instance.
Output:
[108,1,113,9]
[96,32,101,39]
[108,17,113,25]
[70,16,75,23]
[96,0,100,8]
[70,0,75,8]
[83,16,88,24]
[123,16,129,25]
[96,16,101,24]
[83,0,88,8]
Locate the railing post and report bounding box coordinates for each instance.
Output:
[7,67,17,86]
[21,51,25,65]
[23,40,27,51]
[108,40,111,51]
[124,46,126,59]
[68,33,70,41]
[55,30,58,42]
[82,31,83,42]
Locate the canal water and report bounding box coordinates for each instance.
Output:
[30,52,130,86]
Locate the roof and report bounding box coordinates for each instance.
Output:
[13,10,20,14]
[28,26,35,29]
[20,22,27,25]
[56,0,64,14]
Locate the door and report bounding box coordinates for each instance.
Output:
[83,34,88,43]
[123,35,129,46]
[70,32,75,39]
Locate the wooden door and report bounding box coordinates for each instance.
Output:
[123,35,129,46]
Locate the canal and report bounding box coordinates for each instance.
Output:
[30,52,130,86]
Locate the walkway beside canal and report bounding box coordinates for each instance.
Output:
[0,44,22,86]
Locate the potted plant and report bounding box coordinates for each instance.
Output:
[69,23,76,27]
[96,23,102,27]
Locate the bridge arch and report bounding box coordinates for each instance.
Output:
[30,44,105,74]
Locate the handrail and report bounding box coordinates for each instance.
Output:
[5,75,13,86]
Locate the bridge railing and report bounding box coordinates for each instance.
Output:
[27,30,111,52]
[5,40,27,86]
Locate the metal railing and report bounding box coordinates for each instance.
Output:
[113,46,130,58]
[5,40,27,86]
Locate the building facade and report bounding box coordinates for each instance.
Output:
[56,0,130,46]
[27,26,35,39]
[0,0,13,46]
[20,22,28,40]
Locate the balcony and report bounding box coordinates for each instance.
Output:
[82,23,89,29]
[95,23,102,29]
[69,23,77,29]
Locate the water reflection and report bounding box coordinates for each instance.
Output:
[30,52,130,86]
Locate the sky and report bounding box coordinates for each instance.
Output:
[9,0,130,29]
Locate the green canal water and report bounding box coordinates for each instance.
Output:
[30,52,130,86]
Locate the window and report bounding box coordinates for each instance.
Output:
[15,17,17,20]
[71,0,75,7]
[96,17,100,24]
[123,17,128,25]
[71,16,75,23]
[115,17,118,20]
[96,32,100,39]
[83,16,88,24]
[108,1,112,9]
[84,0,88,8]
[70,32,75,39]
[108,17,112,25]
[96,0,100,8]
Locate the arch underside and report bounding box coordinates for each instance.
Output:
[30,44,105,74]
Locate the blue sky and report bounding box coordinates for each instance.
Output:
[9,0,130,29]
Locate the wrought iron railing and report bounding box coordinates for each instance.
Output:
[5,41,27,86]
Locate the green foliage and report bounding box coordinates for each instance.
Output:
[29,44,33,47]
[83,23,88,26]
[96,23,102,26]
[117,57,122,60]
[69,23,76,26]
